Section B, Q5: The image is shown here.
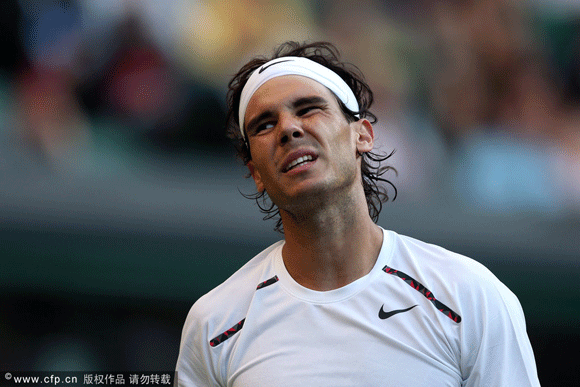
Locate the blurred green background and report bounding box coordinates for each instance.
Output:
[1,0,578,385]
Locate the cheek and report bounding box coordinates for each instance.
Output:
[248,140,267,164]
[332,125,358,155]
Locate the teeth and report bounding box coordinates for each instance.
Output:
[287,155,313,171]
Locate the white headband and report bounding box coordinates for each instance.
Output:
[238,56,360,137]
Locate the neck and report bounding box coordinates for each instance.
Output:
[279,189,383,291]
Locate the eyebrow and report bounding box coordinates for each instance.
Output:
[245,95,329,135]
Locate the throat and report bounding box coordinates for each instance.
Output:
[280,214,384,291]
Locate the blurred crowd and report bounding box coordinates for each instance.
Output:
[1,0,579,216]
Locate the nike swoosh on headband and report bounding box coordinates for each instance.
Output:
[258,59,294,74]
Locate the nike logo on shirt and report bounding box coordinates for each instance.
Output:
[378,304,418,320]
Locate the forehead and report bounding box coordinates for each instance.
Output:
[244,75,338,119]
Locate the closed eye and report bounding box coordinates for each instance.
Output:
[292,96,328,116]
[297,105,322,116]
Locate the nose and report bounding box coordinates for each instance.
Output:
[277,112,304,145]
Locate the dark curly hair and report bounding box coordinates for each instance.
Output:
[226,41,396,233]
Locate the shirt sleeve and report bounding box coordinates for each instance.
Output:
[460,276,541,386]
[175,305,223,387]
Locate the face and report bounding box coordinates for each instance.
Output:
[244,75,374,212]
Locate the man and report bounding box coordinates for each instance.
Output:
[176,42,540,386]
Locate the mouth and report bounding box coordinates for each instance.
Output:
[282,153,317,173]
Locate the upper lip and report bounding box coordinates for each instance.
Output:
[281,149,318,172]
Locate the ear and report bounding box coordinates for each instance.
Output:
[353,119,375,154]
[247,161,265,192]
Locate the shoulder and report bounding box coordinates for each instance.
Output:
[176,240,284,385]
[386,235,541,385]
[388,231,507,292]
[385,231,523,324]
[182,240,283,333]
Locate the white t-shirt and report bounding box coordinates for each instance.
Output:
[176,229,540,386]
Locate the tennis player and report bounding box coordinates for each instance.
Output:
[176,41,540,386]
